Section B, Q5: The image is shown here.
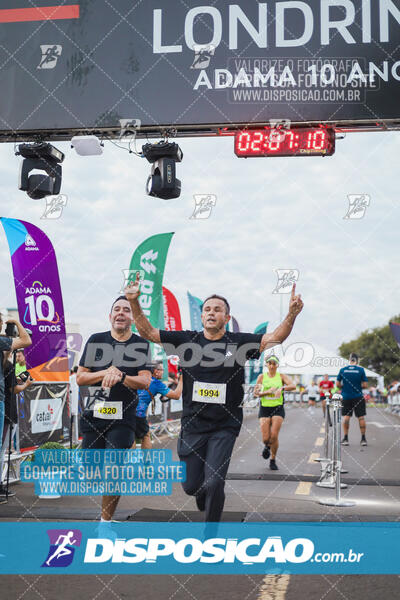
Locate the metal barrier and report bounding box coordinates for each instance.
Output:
[1,450,30,484]
[315,394,348,479]
[240,385,259,415]
[242,389,310,414]
[150,401,180,440]
[317,394,355,507]
[314,396,332,467]
[282,392,305,407]
[387,393,400,414]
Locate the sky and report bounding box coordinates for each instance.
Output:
[0,128,399,360]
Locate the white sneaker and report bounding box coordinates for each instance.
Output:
[95,521,118,541]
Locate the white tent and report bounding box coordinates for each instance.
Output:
[263,344,384,388]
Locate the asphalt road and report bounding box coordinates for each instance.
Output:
[1,404,399,599]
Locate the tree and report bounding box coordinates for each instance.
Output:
[338,315,400,385]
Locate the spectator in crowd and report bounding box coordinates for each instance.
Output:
[388,380,400,413]
[69,366,79,441]
[134,362,183,449]
[168,370,179,388]
[306,380,319,414]
[369,386,377,405]
[382,386,388,403]
[15,350,27,378]
[0,313,31,502]
[0,361,33,500]
[318,374,334,417]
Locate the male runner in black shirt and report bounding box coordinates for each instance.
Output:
[125,278,303,521]
[77,296,151,521]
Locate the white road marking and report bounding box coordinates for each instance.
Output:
[258,574,290,599]
[295,481,312,495]
[368,422,400,428]
[315,437,324,446]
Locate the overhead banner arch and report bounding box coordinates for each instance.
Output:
[1,0,400,140]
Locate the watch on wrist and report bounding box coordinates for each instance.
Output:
[120,372,127,384]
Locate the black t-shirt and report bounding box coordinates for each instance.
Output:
[3,361,18,423]
[159,330,262,435]
[79,331,151,432]
[0,336,12,401]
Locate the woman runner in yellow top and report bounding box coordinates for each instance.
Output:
[254,354,296,470]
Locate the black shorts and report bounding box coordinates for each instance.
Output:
[135,416,150,440]
[82,423,135,449]
[258,405,285,419]
[342,397,366,418]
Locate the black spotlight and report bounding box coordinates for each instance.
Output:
[142,141,183,200]
[17,142,64,199]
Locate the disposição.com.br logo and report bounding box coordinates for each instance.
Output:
[42,529,82,568]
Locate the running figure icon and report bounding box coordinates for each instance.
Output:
[45,531,77,566]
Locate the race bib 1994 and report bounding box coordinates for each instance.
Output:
[192,381,226,405]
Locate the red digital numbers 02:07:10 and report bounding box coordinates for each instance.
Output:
[234,128,335,158]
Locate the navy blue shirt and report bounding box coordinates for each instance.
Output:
[337,365,367,400]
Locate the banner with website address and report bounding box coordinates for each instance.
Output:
[2,0,400,135]
[0,522,398,574]
[1,218,68,381]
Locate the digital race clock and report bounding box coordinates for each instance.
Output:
[234,128,335,158]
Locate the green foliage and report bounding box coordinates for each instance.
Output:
[25,441,68,461]
[338,315,400,384]
[37,442,66,450]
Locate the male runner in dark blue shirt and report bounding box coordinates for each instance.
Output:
[336,353,368,446]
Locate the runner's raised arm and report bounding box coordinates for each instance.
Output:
[124,273,161,343]
[259,284,304,354]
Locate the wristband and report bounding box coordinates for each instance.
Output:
[120,372,127,385]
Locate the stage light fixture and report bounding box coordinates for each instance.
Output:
[142,141,183,200]
[17,142,64,200]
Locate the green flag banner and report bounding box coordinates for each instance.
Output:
[187,291,203,331]
[129,233,174,371]
[129,232,174,330]
[254,322,269,335]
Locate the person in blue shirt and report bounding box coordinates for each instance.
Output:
[135,361,183,448]
[336,353,368,446]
